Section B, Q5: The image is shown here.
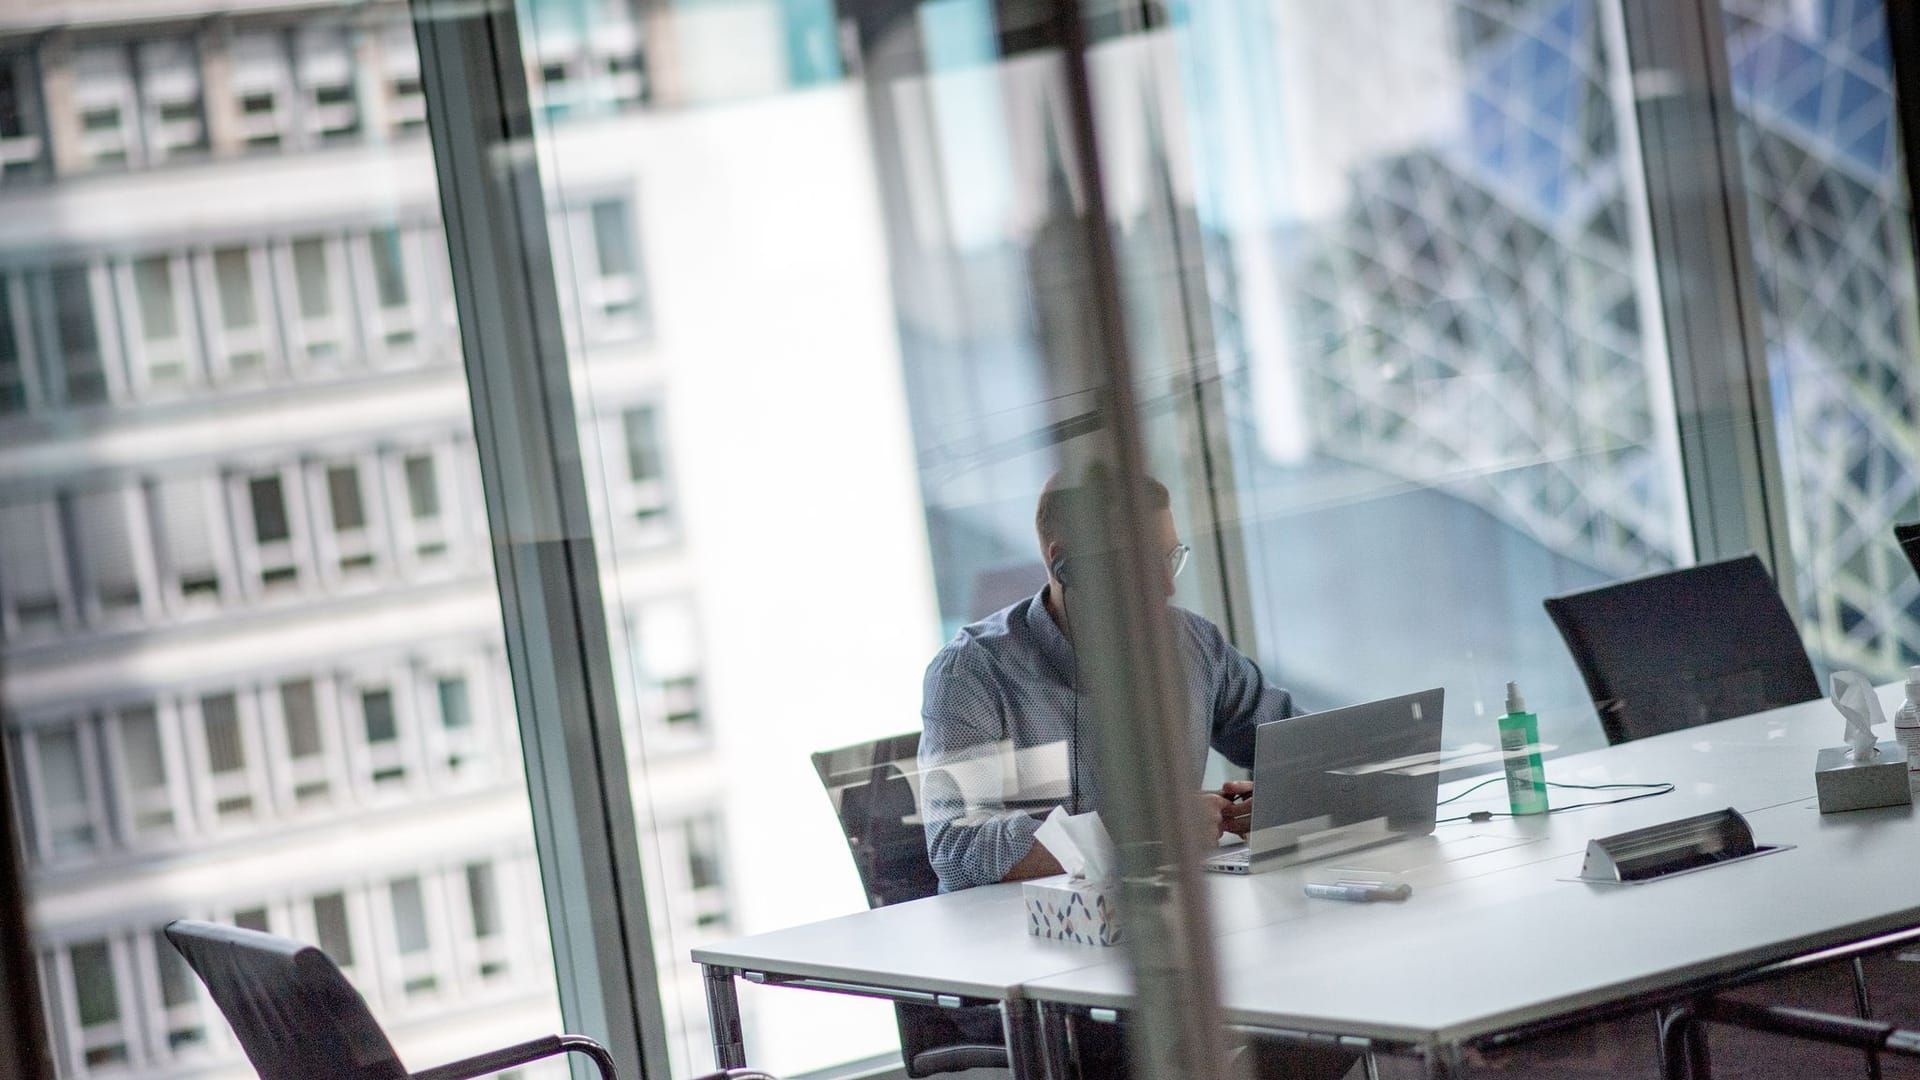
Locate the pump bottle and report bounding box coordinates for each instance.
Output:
[1498,681,1549,815]
[1894,665,1920,772]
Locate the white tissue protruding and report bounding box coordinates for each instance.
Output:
[1829,670,1887,763]
[1035,807,1119,888]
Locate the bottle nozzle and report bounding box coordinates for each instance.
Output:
[1505,681,1526,714]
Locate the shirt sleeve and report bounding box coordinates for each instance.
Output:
[917,641,1044,892]
[1195,615,1297,769]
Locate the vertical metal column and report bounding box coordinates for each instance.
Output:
[1618,0,1794,586]
[408,2,670,1078]
[1047,0,1231,1076]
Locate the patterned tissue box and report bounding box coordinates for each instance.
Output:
[1022,875,1122,946]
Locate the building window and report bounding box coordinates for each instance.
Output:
[392,447,454,564]
[195,690,260,825]
[617,405,673,534]
[120,254,200,391]
[275,676,336,808]
[587,198,645,329]
[65,939,131,1069]
[313,458,382,579]
[357,683,411,787]
[236,468,307,593]
[633,600,705,742]
[133,37,207,162]
[41,265,112,407]
[23,719,105,863]
[294,25,360,142]
[228,30,294,150]
[681,817,730,930]
[70,43,139,171]
[0,50,47,180]
[0,275,29,412]
[68,486,148,623]
[104,702,181,844]
[279,234,353,367]
[358,226,428,359]
[387,875,439,996]
[382,22,427,132]
[147,928,207,1055]
[201,244,280,379]
[463,860,510,978]
[148,474,230,611]
[0,497,73,638]
[423,658,490,781]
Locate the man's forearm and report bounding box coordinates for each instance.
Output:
[999,838,1064,882]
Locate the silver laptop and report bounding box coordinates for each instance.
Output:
[1204,688,1445,874]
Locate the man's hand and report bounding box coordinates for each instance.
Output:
[1219,780,1253,837]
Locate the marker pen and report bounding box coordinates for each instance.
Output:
[1303,881,1412,903]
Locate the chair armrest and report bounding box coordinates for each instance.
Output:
[411,1034,619,1080]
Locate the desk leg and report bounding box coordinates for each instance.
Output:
[1002,999,1051,1080]
[1423,1041,1468,1080]
[1657,1006,1710,1080]
[702,965,746,1070]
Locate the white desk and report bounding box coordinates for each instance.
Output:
[695,688,1920,1077]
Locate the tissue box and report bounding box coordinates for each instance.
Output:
[1815,742,1912,813]
[1023,875,1121,946]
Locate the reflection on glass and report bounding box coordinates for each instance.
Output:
[1,5,565,1078]
[1721,0,1920,677]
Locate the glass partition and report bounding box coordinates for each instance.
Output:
[0,4,566,1077]
[1719,0,1920,679]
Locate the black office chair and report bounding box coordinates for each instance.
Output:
[1543,553,1822,746]
[1546,555,1893,1080]
[810,732,1010,1076]
[163,920,777,1080]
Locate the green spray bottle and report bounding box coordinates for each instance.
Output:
[1498,681,1549,815]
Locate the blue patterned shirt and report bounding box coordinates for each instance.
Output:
[917,587,1296,892]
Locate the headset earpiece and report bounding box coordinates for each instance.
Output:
[1050,555,1071,589]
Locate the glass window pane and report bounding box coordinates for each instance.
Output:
[291,237,332,318]
[436,677,470,730]
[49,266,106,404]
[71,489,141,613]
[370,227,408,306]
[132,256,177,340]
[248,475,289,544]
[151,476,221,598]
[622,406,662,483]
[213,247,257,329]
[465,862,498,937]
[326,465,365,530]
[153,929,196,1008]
[3,7,568,1074]
[361,688,396,744]
[389,876,428,953]
[117,705,166,790]
[590,199,634,276]
[69,941,119,1027]
[1721,0,1920,677]
[201,694,243,773]
[404,454,440,519]
[233,907,268,933]
[312,892,353,966]
[280,679,322,758]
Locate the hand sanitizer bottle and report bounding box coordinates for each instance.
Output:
[1498,682,1549,815]
[1895,666,1920,772]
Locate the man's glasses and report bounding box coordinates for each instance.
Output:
[1168,542,1192,580]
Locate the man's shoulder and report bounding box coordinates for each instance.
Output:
[928,597,1032,676]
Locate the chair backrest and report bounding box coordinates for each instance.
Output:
[1895,522,1920,585]
[1544,553,1821,745]
[164,920,407,1080]
[811,731,939,908]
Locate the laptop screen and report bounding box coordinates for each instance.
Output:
[1245,688,1445,864]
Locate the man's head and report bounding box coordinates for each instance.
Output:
[1036,468,1185,600]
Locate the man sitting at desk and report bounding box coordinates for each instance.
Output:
[918,470,1299,892]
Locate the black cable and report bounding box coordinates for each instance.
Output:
[1436,780,1676,824]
